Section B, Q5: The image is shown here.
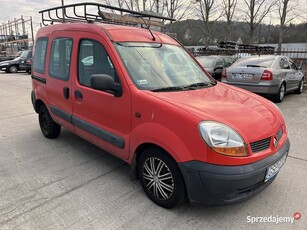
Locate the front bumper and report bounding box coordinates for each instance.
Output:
[179,138,290,206]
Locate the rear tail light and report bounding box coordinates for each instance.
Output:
[222,69,226,79]
[26,60,32,64]
[261,70,273,80]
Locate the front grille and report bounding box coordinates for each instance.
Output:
[250,137,271,153]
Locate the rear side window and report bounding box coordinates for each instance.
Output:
[49,38,73,80]
[33,38,48,74]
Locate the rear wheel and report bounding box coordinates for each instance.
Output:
[294,79,304,94]
[39,105,61,138]
[8,65,18,73]
[138,147,186,209]
[274,83,286,103]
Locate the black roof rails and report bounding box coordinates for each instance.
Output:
[39,2,175,28]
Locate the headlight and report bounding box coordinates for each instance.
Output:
[199,121,248,157]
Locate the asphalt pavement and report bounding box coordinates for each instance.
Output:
[0,72,306,230]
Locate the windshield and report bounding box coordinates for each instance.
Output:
[19,51,29,59]
[233,56,275,68]
[196,56,217,68]
[115,43,213,90]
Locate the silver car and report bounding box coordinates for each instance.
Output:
[221,55,305,102]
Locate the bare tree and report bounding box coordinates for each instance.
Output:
[222,0,237,40]
[195,0,222,48]
[164,0,192,21]
[242,0,276,44]
[277,0,296,51]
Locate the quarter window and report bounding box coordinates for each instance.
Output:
[33,38,48,74]
[49,38,73,80]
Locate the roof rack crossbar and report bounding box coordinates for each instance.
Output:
[39,2,175,27]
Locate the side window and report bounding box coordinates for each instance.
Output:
[215,59,224,67]
[33,38,48,74]
[289,61,297,70]
[49,38,73,80]
[280,58,290,69]
[224,57,233,67]
[78,39,117,87]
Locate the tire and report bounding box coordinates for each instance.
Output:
[138,147,186,209]
[38,105,61,138]
[274,83,286,103]
[8,65,18,73]
[294,79,304,94]
[26,69,31,74]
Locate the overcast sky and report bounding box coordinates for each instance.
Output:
[0,1,98,34]
[1,0,306,36]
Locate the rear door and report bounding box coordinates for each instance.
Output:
[71,32,131,160]
[289,59,304,90]
[280,57,296,90]
[46,32,74,132]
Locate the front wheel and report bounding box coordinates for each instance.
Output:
[274,83,285,103]
[294,79,304,94]
[8,65,18,73]
[39,105,61,138]
[138,147,186,209]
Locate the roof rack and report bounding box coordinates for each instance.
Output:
[39,2,175,28]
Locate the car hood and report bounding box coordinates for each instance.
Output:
[0,60,10,65]
[146,83,282,143]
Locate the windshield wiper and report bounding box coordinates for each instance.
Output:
[151,86,185,92]
[184,82,214,89]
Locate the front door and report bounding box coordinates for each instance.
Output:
[72,33,131,160]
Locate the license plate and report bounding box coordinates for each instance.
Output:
[264,153,287,182]
[232,73,253,79]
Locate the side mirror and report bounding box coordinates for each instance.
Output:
[90,74,122,97]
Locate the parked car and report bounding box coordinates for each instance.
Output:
[19,50,32,73]
[32,3,290,208]
[0,50,32,73]
[196,55,234,81]
[222,55,304,102]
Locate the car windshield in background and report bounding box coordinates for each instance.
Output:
[115,42,213,91]
[19,51,29,59]
[233,56,275,68]
[196,56,216,68]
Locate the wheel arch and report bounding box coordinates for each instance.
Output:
[130,143,179,180]
[34,99,46,113]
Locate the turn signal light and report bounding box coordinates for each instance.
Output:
[211,146,248,157]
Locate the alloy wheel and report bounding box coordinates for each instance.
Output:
[142,157,175,201]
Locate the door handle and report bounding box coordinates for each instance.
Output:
[63,87,69,99]
[74,90,83,100]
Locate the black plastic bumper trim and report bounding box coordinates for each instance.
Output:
[179,138,290,205]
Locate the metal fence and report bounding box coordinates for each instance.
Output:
[189,48,307,60]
